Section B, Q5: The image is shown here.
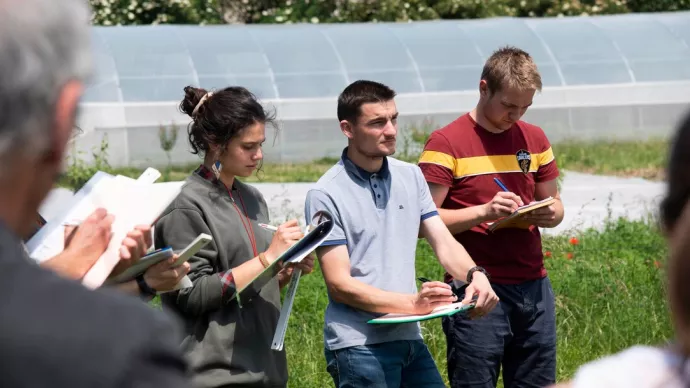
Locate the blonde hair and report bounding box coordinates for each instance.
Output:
[480,46,542,94]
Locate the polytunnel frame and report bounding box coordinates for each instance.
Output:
[82,11,690,105]
[73,12,690,167]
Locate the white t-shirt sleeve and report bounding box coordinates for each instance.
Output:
[572,346,683,388]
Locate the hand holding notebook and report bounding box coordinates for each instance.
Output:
[485,177,556,231]
[486,197,557,231]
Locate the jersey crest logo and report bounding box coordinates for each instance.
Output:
[516,149,532,174]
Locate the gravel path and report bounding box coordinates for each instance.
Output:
[41,170,665,237]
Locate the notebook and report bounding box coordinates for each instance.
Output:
[234,210,334,302]
[486,196,557,232]
[26,168,184,289]
[271,210,334,351]
[367,301,476,324]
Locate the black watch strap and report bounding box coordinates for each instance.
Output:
[136,274,156,297]
[466,266,490,284]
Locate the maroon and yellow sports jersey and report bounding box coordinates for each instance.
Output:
[418,113,559,284]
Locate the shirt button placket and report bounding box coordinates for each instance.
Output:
[371,175,382,207]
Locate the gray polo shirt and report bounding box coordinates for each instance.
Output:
[304,147,439,351]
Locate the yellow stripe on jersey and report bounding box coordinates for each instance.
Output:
[419,147,555,179]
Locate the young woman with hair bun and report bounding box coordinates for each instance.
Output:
[154,85,315,388]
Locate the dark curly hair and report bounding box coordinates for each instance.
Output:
[179,85,276,156]
[661,110,690,233]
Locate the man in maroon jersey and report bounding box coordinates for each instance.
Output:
[418,46,565,388]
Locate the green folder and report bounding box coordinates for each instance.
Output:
[367,302,475,324]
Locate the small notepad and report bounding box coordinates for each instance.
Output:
[486,196,557,232]
[367,301,475,324]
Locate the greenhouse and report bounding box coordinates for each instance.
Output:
[76,11,690,167]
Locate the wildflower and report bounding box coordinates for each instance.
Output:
[544,251,552,258]
[569,237,579,245]
[566,252,574,260]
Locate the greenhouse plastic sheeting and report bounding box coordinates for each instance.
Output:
[75,12,690,167]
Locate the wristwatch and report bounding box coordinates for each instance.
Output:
[136,274,157,298]
[466,266,490,284]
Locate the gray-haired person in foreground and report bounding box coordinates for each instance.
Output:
[0,0,192,387]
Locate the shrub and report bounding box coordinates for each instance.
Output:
[59,135,111,191]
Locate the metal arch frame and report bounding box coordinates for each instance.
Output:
[320,28,351,87]
[522,20,567,87]
[92,29,125,104]
[173,29,201,90]
[247,27,281,100]
[587,17,637,83]
[387,26,426,93]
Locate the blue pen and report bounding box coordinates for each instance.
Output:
[493,177,509,192]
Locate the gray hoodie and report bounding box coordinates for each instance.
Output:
[154,171,287,388]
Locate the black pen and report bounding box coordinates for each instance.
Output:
[417,277,432,283]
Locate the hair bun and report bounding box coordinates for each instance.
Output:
[180,86,208,118]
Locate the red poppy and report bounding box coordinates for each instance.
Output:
[566,252,574,260]
[544,251,552,258]
[569,237,579,246]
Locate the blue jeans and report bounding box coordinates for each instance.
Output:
[324,339,445,388]
[442,277,557,388]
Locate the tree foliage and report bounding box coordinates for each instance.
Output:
[89,0,689,26]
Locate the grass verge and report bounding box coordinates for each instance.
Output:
[279,216,670,387]
[552,139,667,181]
[58,139,668,191]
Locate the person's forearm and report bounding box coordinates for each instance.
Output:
[438,205,489,235]
[328,277,416,314]
[232,255,276,291]
[40,249,94,280]
[550,198,565,227]
[175,254,280,315]
[434,233,477,282]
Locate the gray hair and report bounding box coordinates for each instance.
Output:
[0,0,92,162]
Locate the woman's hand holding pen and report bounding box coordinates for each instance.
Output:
[263,219,303,265]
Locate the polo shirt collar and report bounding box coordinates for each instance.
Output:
[340,147,390,181]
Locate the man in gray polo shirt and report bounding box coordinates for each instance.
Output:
[305,80,499,387]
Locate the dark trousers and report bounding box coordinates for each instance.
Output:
[442,277,556,388]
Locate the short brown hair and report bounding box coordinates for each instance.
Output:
[480,46,542,94]
[337,80,396,124]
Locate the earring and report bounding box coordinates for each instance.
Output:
[212,160,222,179]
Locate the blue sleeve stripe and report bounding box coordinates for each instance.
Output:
[320,239,348,247]
[420,210,439,221]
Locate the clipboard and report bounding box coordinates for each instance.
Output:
[367,301,475,324]
[270,210,333,351]
[233,210,334,304]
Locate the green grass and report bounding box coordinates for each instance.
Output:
[58,139,668,191]
[552,139,668,180]
[279,216,671,387]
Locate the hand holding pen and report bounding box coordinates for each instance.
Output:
[259,220,315,279]
[480,177,524,220]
